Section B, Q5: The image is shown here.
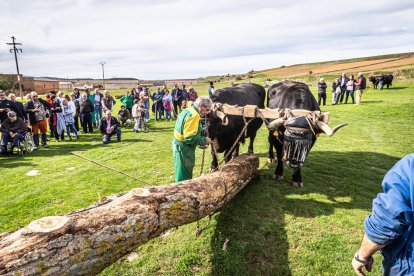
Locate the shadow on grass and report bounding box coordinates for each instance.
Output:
[0,160,35,169]
[357,100,384,104]
[379,87,407,90]
[145,126,175,133]
[121,138,153,143]
[210,151,400,275]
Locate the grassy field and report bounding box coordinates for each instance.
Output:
[1,77,414,275]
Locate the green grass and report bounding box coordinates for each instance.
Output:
[1,79,414,275]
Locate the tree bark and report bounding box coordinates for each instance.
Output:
[0,154,259,275]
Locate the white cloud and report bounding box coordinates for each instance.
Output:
[0,0,413,79]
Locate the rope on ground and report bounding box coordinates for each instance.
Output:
[71,152,154,186]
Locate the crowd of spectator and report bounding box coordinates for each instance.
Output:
[317,72,367,106]
[0,84,200,156]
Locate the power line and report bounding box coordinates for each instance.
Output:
[6,36,23,99]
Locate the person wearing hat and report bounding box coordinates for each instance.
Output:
[0,111,28,155]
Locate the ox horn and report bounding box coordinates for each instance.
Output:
[317,121,347,137]
[266,117,285,131]
[214,110,228,126]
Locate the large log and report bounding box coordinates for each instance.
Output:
[0,154,259,275]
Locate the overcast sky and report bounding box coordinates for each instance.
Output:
[0,0,413,80]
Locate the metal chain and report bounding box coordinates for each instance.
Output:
[219,118,253,166]
[202,117,253,172]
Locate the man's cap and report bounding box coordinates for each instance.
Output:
[8,111,17,117]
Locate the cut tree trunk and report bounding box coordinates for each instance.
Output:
[0,154,259,276]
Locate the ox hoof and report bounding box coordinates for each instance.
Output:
[273,175,283,181]
[292,182,304,188]
[267,158,274,164]
[209,167,218,173]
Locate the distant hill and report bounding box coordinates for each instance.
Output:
[255,52,414,79]
[35,52,414,83]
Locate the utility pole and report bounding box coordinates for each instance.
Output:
[99,62,106,89]
[7,36,23,99]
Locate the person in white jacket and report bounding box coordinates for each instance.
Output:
[62,97,78,140]
[131,99,145,132]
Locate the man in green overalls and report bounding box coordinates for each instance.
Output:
[173,96,212,182]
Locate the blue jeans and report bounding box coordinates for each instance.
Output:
[166,110,172,120]
[345,90,354,103]
[94,105,102,124]
[103,127,121,144]
[155,102,163,120]
[1,132,25,147]
[143,100,150,120]
[66,124,78,139]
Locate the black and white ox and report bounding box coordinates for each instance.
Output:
[369,74,393,89]
[206,83,266,170]
[265,81,346,187]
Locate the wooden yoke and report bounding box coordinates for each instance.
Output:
[219,104,329,123]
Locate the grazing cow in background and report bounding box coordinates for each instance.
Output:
[369,76,380,89]
[265,81,346,187]
[206,83,265,170]
[382,74,394,89]
[369,74,394,90]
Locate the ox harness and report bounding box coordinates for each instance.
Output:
[199,105,325,173]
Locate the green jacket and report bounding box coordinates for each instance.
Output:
[173,105,206,146]
[120,95,134,109]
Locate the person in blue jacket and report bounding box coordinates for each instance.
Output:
[352,153,414,276]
